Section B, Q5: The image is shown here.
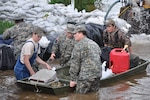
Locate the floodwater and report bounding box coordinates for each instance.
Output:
[0,34,150,100]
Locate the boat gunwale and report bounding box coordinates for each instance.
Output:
[100,59,150,86]
[17,78,70,89]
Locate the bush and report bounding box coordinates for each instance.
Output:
[0,20,14,34]
[49,0,96,11]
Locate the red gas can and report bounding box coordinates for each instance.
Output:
[109,48,129,74]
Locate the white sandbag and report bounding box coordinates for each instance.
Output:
[65,12,82,18]
[58,17,66,25]
[0,15,8,19]
[32,7,43,12]
[13,8,26,15]
[25,17,36,22]
[26,9,38,15]
[3,6,16,12]
[3,2,12,6]
[86,16,104,25]
[39,36,50,48]
[16,1,29,7]
[21,3,34,10]
[10,0,17,3]
[32,0,48,4]
[90,9,106,16]
[42,5,54,12]
[29,69,57,84]
[0,1,3,6]
[36,12,47,18]
[32,18,43,25]
[25,13,38,18]
[0,7,5,12]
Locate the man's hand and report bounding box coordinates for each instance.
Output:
[45,63,52,70]
[50,53,56,61]
[70,81,76,87]
[123,45,128,51]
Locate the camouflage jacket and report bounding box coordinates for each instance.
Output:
[103,29,132,48]
[3,22,35,59]
[51,33,76,66]
[69,37,102,81]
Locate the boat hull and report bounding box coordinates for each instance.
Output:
[56,59,150,86]
[16,59,149,95]
[16,78,74,95]
[100,59,149,86]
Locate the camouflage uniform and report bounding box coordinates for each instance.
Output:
[69,37,102,94]
[139,7,150,34]
[3,22,35,60]
[103,29,132,49]
[119,6,150,35]
[51,33,76,67]
[119,6,141,35]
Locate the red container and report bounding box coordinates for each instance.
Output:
[109,48,129,74]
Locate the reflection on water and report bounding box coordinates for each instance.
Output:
[0,70,19,100]
[0,34,150,100]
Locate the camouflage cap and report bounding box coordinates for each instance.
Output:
[65,24,75,33]
[105,19,116,27]
[32,26,46,36]
[73,25,86,33]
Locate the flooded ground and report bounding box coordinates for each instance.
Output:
[0,34,150,100]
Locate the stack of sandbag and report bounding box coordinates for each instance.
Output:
[0,0,114,41]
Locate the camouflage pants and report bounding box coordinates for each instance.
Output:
[75,78,100,94]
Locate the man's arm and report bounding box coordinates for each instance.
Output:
[50,38,60,60]
[3,28,12,40]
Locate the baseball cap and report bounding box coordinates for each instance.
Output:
[105,19,116,27]
[32,26,46,36]
[73,25,86,33]
[65,24,75,33]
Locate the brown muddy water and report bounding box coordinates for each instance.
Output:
[0,34,150,100]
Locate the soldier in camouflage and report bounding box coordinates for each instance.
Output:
[50,24,76,71]
[103,19,132,53]
[69,25,102,94]
[3,14,35,60]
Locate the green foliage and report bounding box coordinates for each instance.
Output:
[48,0,96,11]
[75,0,96,11]
[49,0,70,5]
[0,20,14,34]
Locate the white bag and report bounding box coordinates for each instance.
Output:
[39,36,50,48]
[101,61,114,80]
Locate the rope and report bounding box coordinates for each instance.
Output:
[118,6,131,17]
[34,83,41,93]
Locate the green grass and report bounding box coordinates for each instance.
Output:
[0,20,15,34]
[49,0,96,11]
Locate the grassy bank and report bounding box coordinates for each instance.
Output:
[0,20,14,34]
